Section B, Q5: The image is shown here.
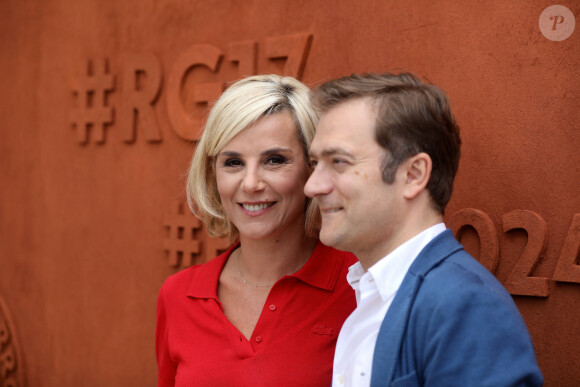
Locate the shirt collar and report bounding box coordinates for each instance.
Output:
[347,223,446,302]
[186,240,345,298]
[293,241,345,291]
[186,243,237,299]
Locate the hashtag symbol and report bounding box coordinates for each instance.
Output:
[163,201,231,268]
[70,58,115,144]
[203,230,232,263]
[163,201,203,268]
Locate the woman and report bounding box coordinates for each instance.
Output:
[156,74,356,386]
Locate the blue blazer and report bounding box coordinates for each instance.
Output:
[370,230,543,386]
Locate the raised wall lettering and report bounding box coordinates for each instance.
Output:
[70,34,314,144]
[120,53,163,143]
[552,213,580,283]
[162,201,230,268]
[70,59,115,144]
[163,201,203,268]
[203,235,231,264]
[264,34,312,79]
[502,210,550,297]
[229,41,257,78]
[447,208,500,274]
[166,44,223,141]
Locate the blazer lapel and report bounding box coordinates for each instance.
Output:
[370,273,422,385]
[370,230,464,385]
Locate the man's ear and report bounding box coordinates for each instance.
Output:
[401,152,432,200]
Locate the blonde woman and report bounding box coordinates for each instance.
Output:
[156,75,356,386]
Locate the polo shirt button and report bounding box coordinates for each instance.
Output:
[255,336,262,342]
[269,304,276,311]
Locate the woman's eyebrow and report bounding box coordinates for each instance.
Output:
[217,150,241,157]
[217,147,293,158]
[261,147,292,156]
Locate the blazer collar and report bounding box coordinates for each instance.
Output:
[407,229,464,279]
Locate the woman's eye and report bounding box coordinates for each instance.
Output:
[266,155,287,165]
[224,159,243,167]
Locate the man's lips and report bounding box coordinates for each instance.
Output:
[320,207,343,214]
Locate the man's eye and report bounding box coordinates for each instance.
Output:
[224,159,243,167]
[333,158,345,165]
[310,159,318,168]
[266,155,287,165]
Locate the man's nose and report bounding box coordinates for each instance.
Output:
[304,165,332,198]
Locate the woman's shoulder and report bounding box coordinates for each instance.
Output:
[160,247,234,294]
[161,262,203,287]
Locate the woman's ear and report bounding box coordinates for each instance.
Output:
[401,152,432,200]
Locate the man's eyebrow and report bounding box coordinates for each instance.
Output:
[309,147,352,158]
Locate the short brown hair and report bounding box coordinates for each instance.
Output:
[311,72,461,214]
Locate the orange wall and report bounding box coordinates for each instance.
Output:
[0,1,578,386]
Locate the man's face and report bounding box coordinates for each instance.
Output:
[305,98,405,262]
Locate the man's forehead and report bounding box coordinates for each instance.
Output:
[314,99,376,136]
[319,97,378,117]
[309,125,363,160]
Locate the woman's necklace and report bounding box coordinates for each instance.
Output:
[235,245,313,289]
[237,252,275,288]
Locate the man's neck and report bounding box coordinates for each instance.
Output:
[356,214,444,271]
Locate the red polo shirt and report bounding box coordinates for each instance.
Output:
[156,241,356,386]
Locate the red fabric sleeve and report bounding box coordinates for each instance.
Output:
[156,283,176,387]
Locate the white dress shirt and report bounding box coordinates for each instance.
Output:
[332,223,446,387]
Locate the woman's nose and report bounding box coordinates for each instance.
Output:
[241,166,265,192]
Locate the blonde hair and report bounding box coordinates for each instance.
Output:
[186,74,319,241]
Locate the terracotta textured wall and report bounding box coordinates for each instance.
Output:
[0,0,578,386]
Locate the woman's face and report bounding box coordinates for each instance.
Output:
[215,112,310,241]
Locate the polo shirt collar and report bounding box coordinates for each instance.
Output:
[186,240,342,299]
[291,241,343,291]
[186,243,238,299]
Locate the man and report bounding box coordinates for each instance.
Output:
[304,72,543,386]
